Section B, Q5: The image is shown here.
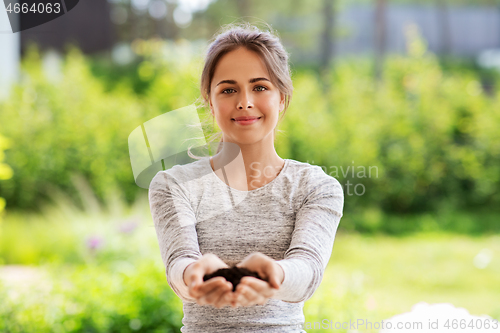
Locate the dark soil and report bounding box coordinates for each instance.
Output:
[203,266,266,291]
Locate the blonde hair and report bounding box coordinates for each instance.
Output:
[188,21,294,159]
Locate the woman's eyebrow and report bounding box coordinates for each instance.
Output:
[215,77,270,87]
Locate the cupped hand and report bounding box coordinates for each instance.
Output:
[183,253,234,309]
[231,252,284,307]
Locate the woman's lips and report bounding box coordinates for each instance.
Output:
[232,117,261,125]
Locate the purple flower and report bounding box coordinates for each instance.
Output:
[118,219,139,234]
[86,235,104,250]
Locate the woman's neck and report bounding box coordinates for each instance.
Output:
[210,143,285,191]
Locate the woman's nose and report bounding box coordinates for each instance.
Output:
[237,91,253,109]
[237,103,252,109]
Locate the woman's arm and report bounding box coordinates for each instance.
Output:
[150,171,236,308]
[272,173,344,303]
[149,171,203,302]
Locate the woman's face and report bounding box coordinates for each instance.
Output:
[209,47,285,146]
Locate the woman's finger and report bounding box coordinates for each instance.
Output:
[237,254,282,290]
[200,281,232,306]
[237,284,268,307]
[230,278,277,308]
[255,261,281,290]
[266,262,282,289]
[191,276,227,299]
[213,289,234,309]
[233,283,261,307]
[240,276,276,298]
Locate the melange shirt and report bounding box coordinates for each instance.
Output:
[148,156,344,333]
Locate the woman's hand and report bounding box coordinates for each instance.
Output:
[183,253,234,309]
[231,252,284,307]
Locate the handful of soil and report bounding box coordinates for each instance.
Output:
[203,266,266,292]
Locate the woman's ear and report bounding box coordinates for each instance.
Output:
[209,100,214,116]
[279,94,285,113]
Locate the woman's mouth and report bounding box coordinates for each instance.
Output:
[232,117,262,125]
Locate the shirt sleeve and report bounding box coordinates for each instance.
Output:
[272,171,344,303]
[148,170,202,303]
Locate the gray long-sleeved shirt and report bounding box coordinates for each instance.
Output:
[148,156,344,332]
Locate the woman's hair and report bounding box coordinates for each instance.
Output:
[187,21,294,159]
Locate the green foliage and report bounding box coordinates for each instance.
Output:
[0,34,499,230]
[0,175,498,331]
[0,43,203,212]
[0,178,158,266]
[340,207,500,235]
[2,216,499,332]
[0,260,183,333]
[0,134,13,221]
[275,26,500,214]
[0,189,183,332]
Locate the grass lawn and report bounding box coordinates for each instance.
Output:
[305,232,500,332]
[1,203,499,332]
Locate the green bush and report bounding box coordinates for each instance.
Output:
[0,33,499,226]
[0,180,160,266]
[0,260,183,333]
[0,184,183,331]
[275,27,500,213]
[0,44,202,212]
[0,134,13,221]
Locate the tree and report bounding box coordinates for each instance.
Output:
[320,0,335,72]
[436,0,452,56]
[319,0,336,92]
[374,0,387,83]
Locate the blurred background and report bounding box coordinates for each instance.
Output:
[0,0,499,332]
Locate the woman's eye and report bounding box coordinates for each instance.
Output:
[222,88,236,94]
[221,86,267,94]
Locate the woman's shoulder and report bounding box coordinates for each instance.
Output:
[150,157,211,188]
[284,159,341,187]
[285,159,344,216]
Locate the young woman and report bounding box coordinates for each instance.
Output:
[149,23,344,332]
